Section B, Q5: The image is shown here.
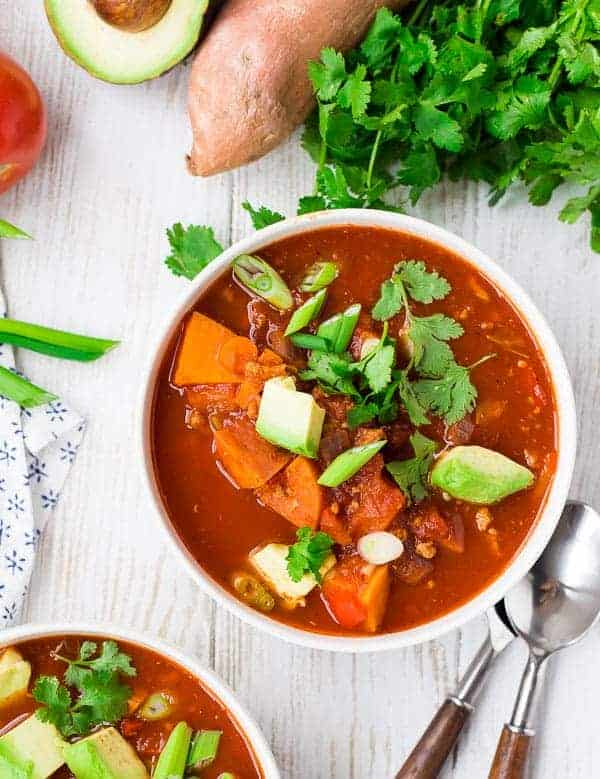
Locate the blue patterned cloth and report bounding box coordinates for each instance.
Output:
[0,292,84,627]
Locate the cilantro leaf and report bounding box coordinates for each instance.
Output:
[372,261,452,321]
[308,48,347,101]
[395,370,430,426]
[409,315,464,377]
[34,641,136,739]
[242,201,285,230]
[286,527,334,583]
[33,676,74,736]
[337,64,372,119]
[300,350,358,397]
[363,343,395,393]
[165,223,223,281]
[372,277,405,321]
[414,103,464,153]
[413,361,479,424]
[398,260,451,303]
[387,432,438,503]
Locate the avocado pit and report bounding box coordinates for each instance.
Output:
[91,0,172,32]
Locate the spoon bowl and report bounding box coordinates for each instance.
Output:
[505,501,600,654]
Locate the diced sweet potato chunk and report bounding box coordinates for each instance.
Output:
[173,312,257,386]
[340,455,405,539]
[256,456,324,529]
[320,506,352,546]
[321,556,390,633]
[214,413,291,489]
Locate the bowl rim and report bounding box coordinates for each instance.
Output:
[0,621,280,778]
[139,208,577,653]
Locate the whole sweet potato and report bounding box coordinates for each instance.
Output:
[188,0,409,177]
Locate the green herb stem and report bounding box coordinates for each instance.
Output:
[0,366,56,408]
[0,319,119,362]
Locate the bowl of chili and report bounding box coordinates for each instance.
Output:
[141,209,576,652]
[0,622,280,777]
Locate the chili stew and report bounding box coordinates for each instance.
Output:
[151,226,557,636]
[0,635,262,778]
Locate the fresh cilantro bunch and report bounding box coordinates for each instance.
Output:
[299,260,489,430]
[300,1,600,251]
[33,640,136,738]
[287,527,334,582]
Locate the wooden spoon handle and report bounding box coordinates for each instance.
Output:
[488,725,532,779]
[395,698,470,779]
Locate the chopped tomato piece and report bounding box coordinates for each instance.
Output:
[213,413,291,489]
[340,455,405,538]
[185,383,239,414]
[255,456,324,529]
[439,513,465,553]
[321,556,390,633]
[393,551,433,585]
[409,505,450,544]
[320,506,352,546]
[173,312,257,386]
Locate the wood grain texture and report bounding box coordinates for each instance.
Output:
[395,698,470,778]
[489,727,532,779]
[2,4,600,778]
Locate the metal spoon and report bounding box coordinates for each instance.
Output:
[395,604,514,778]
[489,501,600,778]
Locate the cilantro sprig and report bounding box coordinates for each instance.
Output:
[387,431,439,503]
[297,2,600,252]
[165,223,224,280]
[286,527,334,583]
[33,641,136,739]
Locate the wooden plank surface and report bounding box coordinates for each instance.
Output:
[2,4,600,778]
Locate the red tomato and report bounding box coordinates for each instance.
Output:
[0,52,46,194]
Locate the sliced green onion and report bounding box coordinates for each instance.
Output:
[289,333,330,351]
[317,303,361,353]
[0,366,56,408]
[0,319,119,362]
[299,261,338,292]
[153,722,193,779]
[139,692,173,721]
[217,774,237,779]
[318,439,387,487]
[233,254,293,310]
[188,730,222,772]
[0,219,31,240]
[284,289,327,336]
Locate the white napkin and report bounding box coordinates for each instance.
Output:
[0,290,85,627]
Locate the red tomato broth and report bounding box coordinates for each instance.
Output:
[151,226,557,636]
[0,636,262,778]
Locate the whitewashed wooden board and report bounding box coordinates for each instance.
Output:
[2,4,600,778]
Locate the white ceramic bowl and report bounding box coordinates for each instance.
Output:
[0,622,280,778]
[140,209,577,653]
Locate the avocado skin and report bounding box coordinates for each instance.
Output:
[431,445,534,504]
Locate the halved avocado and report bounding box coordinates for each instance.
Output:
[45,0,209,85]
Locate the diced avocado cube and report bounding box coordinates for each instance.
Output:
[256,377,325,458]
[0,648,25,672]
[0,715,65,779]
[250,543,335,602]
[63,727,149,779]
[431,445,534,504]
[0,648,31,705]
